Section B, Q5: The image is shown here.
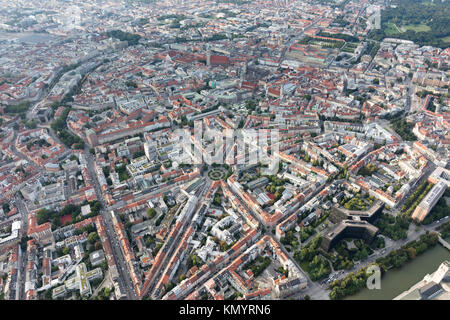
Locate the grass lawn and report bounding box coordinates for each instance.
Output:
[385,22,431,35]
[299,260,311,274]
[401,24,431,32]
[341,42,358,53]
[385,22,401,35]
[346,42,359,48]
[342,46,355,53]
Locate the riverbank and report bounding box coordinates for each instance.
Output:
[344,244,449,299]
[328,232,445,299]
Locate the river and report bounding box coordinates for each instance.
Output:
[344,244,450,300]
[0,32,63,44]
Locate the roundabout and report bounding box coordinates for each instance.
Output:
[207,167,227,181]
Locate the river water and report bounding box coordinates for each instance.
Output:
[344,244,450,300]
[0,32,62,44]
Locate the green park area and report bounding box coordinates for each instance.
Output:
[385,22,431,36]
[328,232,439,299]
[371,0,449,48]
[208,168,226,181]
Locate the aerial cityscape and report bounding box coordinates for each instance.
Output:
[0,0,449,302]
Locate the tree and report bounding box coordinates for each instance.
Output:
[147,208,157,219]
[407,247,416,260]
[5,101,31,114]
[2,203,10,213]
[88,232,99,244]
[94,242,102,251]
[44,289,53,300]
[188,254,200,268]
[106,30,141,46]
[132,150,145,158]
[213,195,222,206]
[24,120,37,129]
[36,208,53,225]
[62,247,70,256]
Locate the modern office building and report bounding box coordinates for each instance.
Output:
[412,181,447,222]
[329,201,384,224]
[321,220,379,252]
